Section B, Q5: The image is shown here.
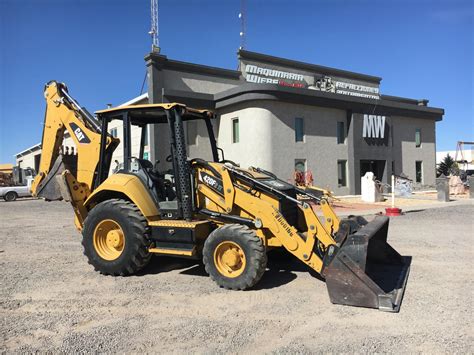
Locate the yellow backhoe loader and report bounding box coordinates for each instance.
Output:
[32,81,410,312]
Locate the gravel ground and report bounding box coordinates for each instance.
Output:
[1,199,473,353]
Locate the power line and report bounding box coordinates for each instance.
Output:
[140,71,147,95]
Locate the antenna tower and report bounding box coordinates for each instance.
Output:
[239,0,246,50]
[149,0,160,53]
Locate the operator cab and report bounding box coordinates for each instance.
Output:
[95,103,219,221]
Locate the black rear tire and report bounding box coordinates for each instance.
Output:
[203,224,267,290]
[82,199,151,276]
[4,191,18,202]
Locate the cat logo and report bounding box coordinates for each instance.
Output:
[70,122,91,144]
[74,128,85,141]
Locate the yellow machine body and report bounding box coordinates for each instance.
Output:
[84,174,160,220]
[32,81,410,312]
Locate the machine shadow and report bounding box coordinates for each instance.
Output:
[137,255,201,276]
[137,251,324,289]
[259,249,325,288]
[178,259,303,291]
[402,209,426,214]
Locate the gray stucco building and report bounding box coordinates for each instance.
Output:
[144,49,444,195]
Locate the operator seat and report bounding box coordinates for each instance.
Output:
[136,159,176,202]
[135,159,165,201]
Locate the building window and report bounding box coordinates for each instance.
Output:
[337,121,345,144]
[415,128,421,147]
[232,118,239,143]
[295,117,304,142]
[187,121,197,146]
[110,128,118,138]
[337,160,347,187]
[416,161,423,183]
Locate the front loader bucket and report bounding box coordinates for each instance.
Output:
[323,215,411,312]
[35,154,77,201]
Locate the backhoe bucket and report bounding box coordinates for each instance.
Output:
[35,154,77,201]
[323,215,411,312]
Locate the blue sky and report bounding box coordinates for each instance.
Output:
[0,0,472,163]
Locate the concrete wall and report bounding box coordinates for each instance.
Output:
[162,70,239,94]
[16,152,39,171]
[218,101,350,195]
[186,119,217,162]
[348,113,436,191]
[217,104,437,193]
[218,102,275,173]
[392,116,436,187]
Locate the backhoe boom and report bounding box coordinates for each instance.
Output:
[31,81,118,228]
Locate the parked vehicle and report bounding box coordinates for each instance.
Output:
[1,165,35,186]
[0,178,33,201]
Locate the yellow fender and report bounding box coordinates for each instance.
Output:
[84,173,159,219]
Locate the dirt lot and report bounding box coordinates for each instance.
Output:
[1,199,473,353]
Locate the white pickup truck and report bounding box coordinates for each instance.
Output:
[0,178,33,202]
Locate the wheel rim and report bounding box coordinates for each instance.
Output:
[93,219,125,261]
[213,241,246,278]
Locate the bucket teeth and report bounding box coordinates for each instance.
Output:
[36,154,77,201]
[323,216,411,312]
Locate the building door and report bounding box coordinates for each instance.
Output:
[360,160,386,181]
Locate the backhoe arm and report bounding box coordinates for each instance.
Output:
[195,162,339,274]
[32,81,117,228]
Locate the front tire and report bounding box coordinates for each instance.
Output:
[82,199,151,276]
[203,224,267,290]
[4,191,18,202]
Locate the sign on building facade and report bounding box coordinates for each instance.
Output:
[362,115,386,139]
[241,61,380,99]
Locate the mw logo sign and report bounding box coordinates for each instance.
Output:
[362,114,386,139]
